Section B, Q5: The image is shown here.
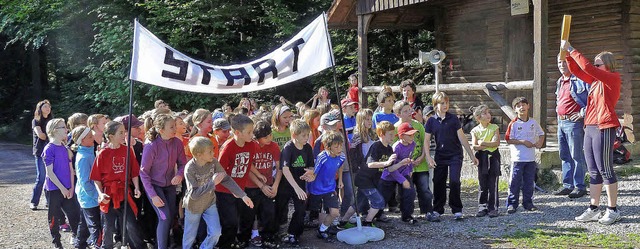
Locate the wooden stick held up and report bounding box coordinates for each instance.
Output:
[560,15,572,60]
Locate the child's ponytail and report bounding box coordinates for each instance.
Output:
[189,109,211,138]
[146,114,173,141]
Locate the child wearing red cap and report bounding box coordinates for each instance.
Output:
[380,122,416,223]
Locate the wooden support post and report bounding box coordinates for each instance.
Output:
[533,0,548,146]
[357,14,373,108]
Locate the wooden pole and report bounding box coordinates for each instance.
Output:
[559,15,571,60]
[534,0,548,147]
[357,14,373,108]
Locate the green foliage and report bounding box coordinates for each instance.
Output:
[0,0,436,142]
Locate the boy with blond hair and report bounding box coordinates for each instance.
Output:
[182,137,253,249]
[424,92,478,220]
[276,119,315,246]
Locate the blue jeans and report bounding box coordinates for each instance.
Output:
[412,171,434,214]
[557,119,587,190]
[379,176,416,220]
[31,156,46,206]
[340,172,354,215]
[507,162,537,209]
[183,205,221,249]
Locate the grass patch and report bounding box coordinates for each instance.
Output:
[504,228,639,248]
[461,178,509,192]
[614,166,640,178]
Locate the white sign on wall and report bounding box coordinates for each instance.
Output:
[511,0,529,16]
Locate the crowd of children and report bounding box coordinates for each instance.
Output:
[37,75,611,249]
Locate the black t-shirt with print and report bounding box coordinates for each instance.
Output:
[354,140,392,189]
[279,140,314,192]
[32,117,51,156]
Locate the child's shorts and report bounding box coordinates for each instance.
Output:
[308,192,340,212]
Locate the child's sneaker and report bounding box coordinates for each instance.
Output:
[262,239,279,249]
[337,221,354,230]
[488,210,499,218]
[29,203,37,211]
[327,225,342,235]
[426,212,441,222]
[282,234,299,247]
[250,235,263,247]
[362,221,376,227]
[454,212,464,221]
[304,219,319,228]
[376,214,392,223]
[476,209,488,217]
[575,208,601,222]
[53,241,64,249]
[507,206,517,214]
[60,223,71,232]
[317,229,335,242]
[402,216,418,224]
[598,209,622,225]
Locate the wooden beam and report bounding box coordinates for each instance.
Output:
[361,80,534,93]
[533,0,548,146]
[483,89,517,120]
[358,14,373,108]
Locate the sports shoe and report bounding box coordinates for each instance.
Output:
[53,241,64,249]
[282,234,299,247]
[575,208,601,222]
[348,215,358,224]
[553,187,573,195]
[60,223,71,232]
[250,235,263,247]
[376,215,391,223]
[326,225,342,235]
[29,203,37,211]
[402,216,418,224]
[317,229,334,242]
[476,209,488,217]
[568,189,588,198]
[362,221,376,227]
[507,206,516,214]
[598,209,622,225]
[524,206,538,211]
[262,239,279,249]
[454,212,464,221]
[426,212,441,222]
[488,210,499,218]
[388,207,399,213]
[304,219,319,228]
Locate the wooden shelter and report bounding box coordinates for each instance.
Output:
[328,0,639,141]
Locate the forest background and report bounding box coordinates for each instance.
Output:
[0,0,436,143]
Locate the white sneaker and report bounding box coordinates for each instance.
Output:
[598,209,622,225]
[348,214,358,224]
[575,208,601,222]
[454,212,464,220]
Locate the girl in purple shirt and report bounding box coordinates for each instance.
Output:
[43,118,80,248]
[140,114,187,249]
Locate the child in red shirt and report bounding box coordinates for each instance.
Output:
[215,114,265,248]
[90,121,145,249]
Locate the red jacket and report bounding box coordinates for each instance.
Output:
[566,50,621,130]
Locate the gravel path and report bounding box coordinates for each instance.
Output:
[1,142,638,248]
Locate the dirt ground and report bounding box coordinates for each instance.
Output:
[1,141,639,249]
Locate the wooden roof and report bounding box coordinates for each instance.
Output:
[327,0,434,29]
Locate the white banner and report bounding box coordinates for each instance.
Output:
[129,14,333,94]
